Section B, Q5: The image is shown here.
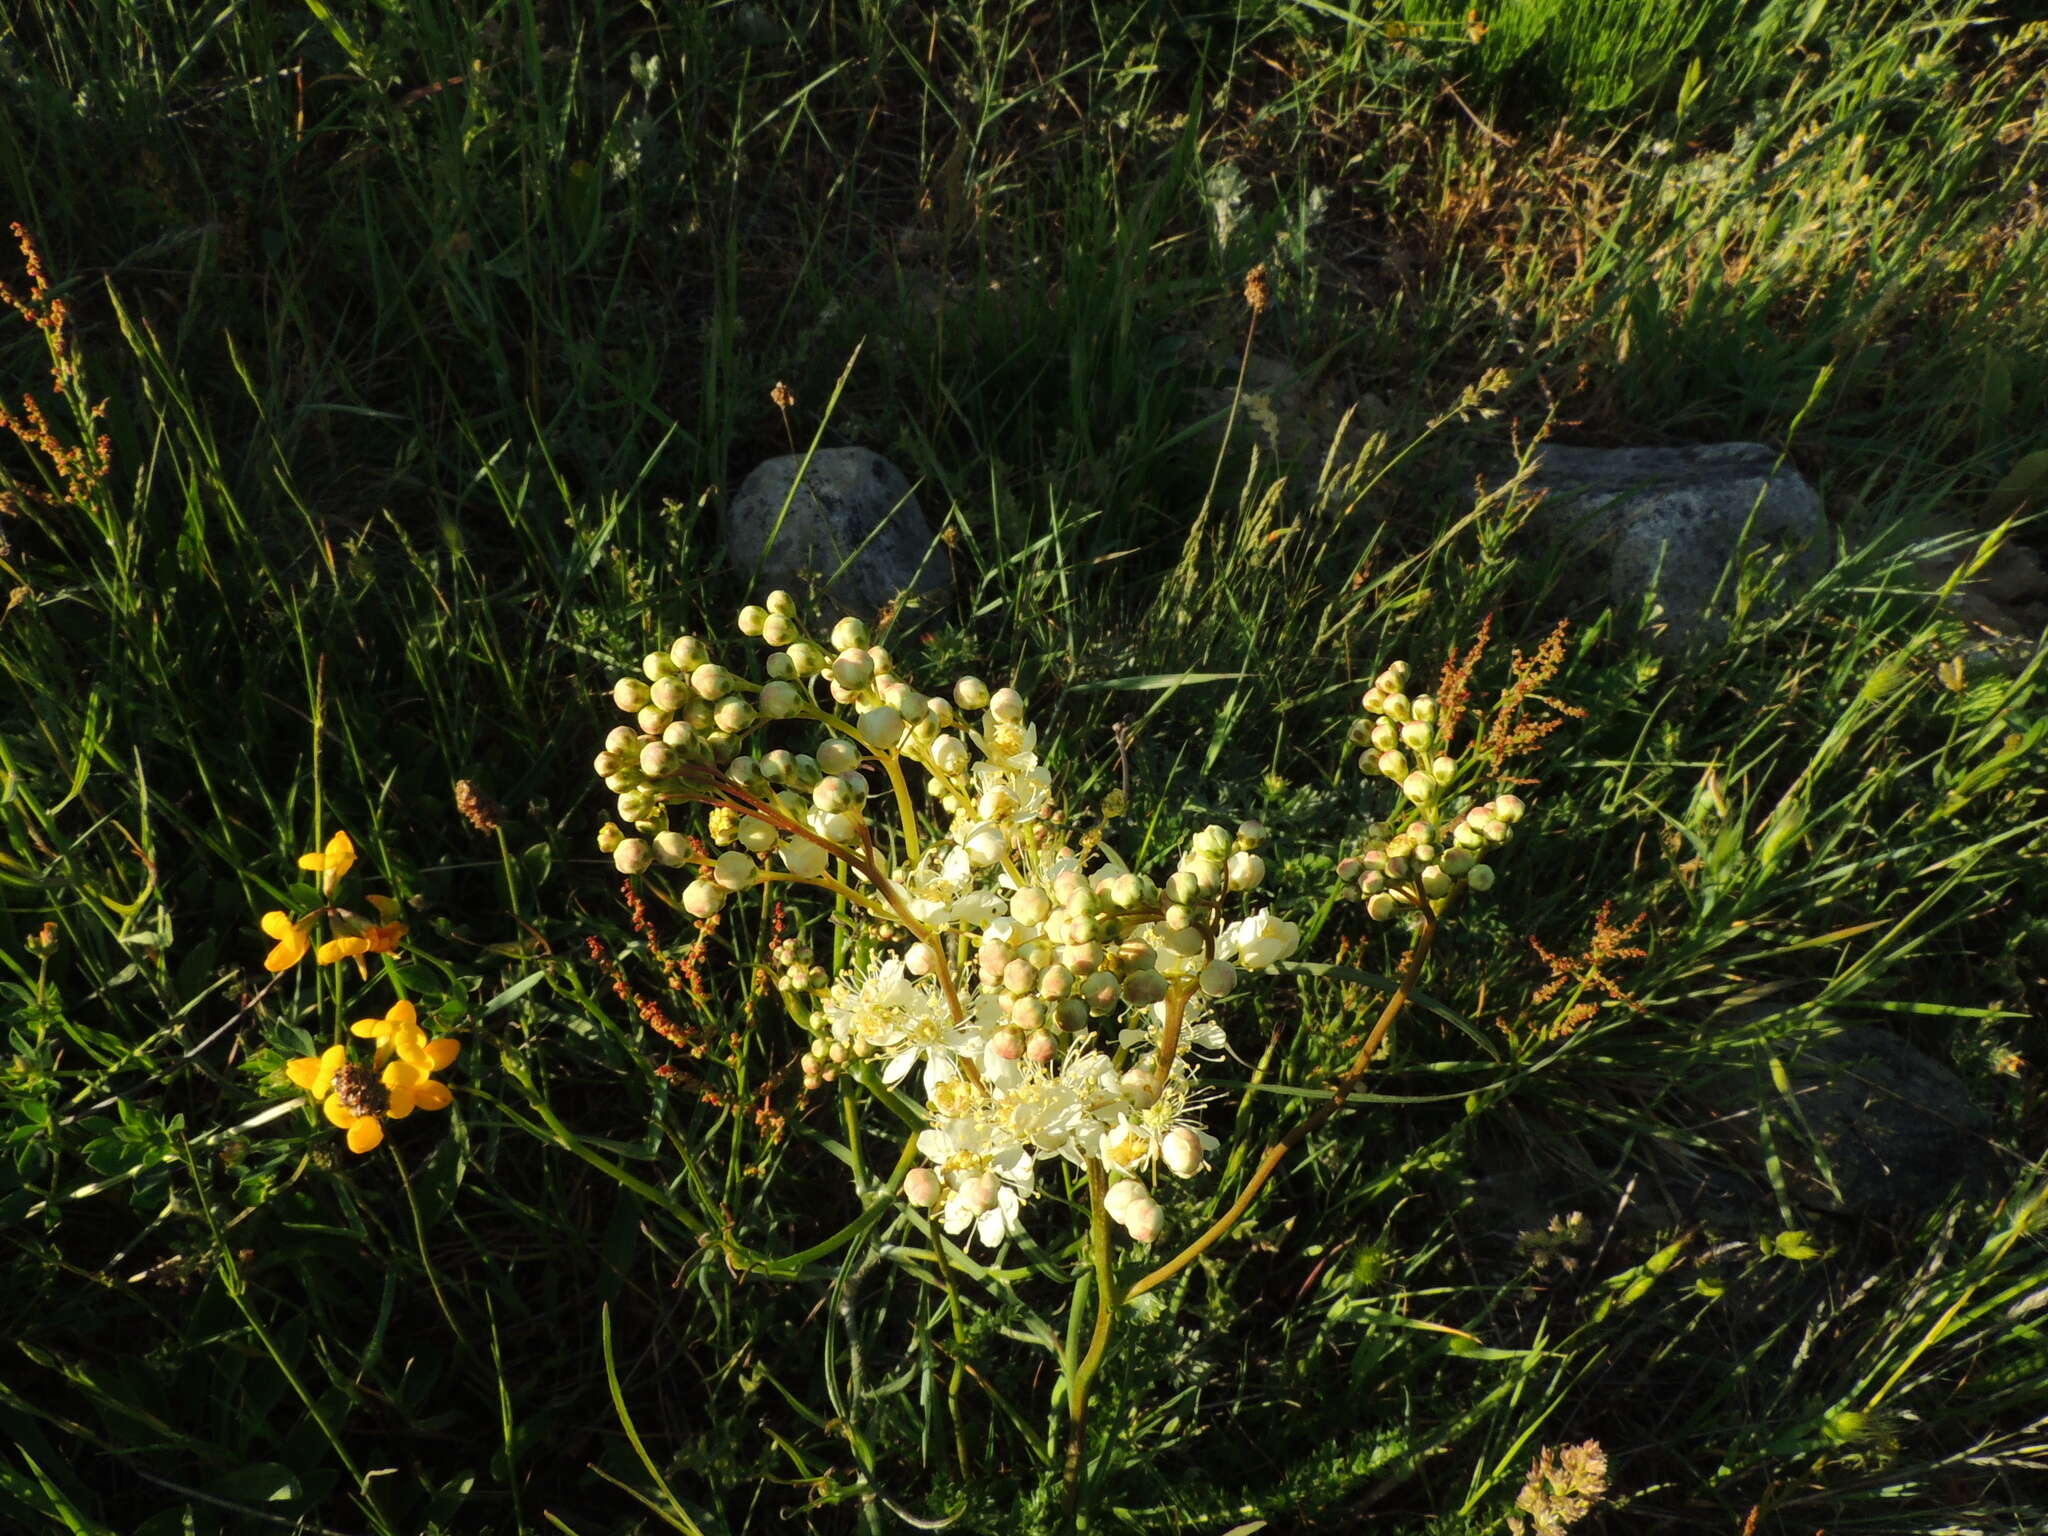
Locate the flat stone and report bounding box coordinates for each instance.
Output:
[1697,1025,1995,1218]
[722,448,951,625]
[1519,442,1827,652]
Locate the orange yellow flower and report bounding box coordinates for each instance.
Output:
[285,1026,461,1154]
[261,910,316,972]
[298,830,357,895]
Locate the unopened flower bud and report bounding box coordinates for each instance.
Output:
[953,676,990,710]
[1466,863,1496,892]
[1123,1197,1163,1244]
[830,649,873,691]
[780,839,830,878]
[636,705,671,734]
[1382,691,1412,722]
[1236,819,1267,848]
[737,817,779,853]
[737,604,768,636]
[1400,720,1432,752]
[757,680,801,718]
[1431,755,1456,785]
[989,1026,1024,1062]
[1482,817,1510,844]
[1366,892,1398,921]
[1160,1126,1205,1178]
[1122,968,1167,1007]
[653,831,693,867]
[1377,749,1409,781]
[682,878,727,918]
[614,837,654,874]
[1104,1178,1145,1222]
[829,616,868,651]
[1003,957,1038,996]
[904,1167,941,1207]
[712,850,757,891]
[1037,962,1074,999]
[1226,851,1265,890]
[650,676,689,712]
[1198,958,1237,998]
[1442,847,1475,876]
[858,705,904,748]
[613,677,650,711]
[1421,864,1454,898]
[1119,1066,1161,1108]
[1494,794,1526,823]
[1009,886,1052,926]
[669,635,709,670]
[988,686,1026,723]
[930,734,970,775]
[1402,770,1435,805]
[715,697,756,733]
[1080,970,1121,1014]
[597,822,625,853]
[1192,824,1232,859]
[690,663,733,700]
[1026,1028,1058,1064]
[963,1172,999,1213]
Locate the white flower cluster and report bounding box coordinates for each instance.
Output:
[1339,660,1525,920]
[589,597,1303,1249]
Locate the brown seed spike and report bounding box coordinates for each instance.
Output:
[330,1065,391,1118]
[1243,263,1272,316]
[455,778,504,832]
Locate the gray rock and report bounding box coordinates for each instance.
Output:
[1520,442,1827,652]
[722,448,951,624]
[1699,1025,1994,1217]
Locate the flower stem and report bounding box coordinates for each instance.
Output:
[1063,1159,1119,1524]
[1123,906,1438,1302]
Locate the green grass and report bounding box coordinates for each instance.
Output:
[1,0,2045,1531]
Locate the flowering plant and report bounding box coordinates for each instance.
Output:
[586,596,1539,1510]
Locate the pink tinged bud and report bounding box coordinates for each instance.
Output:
[1123,1198,1164,1244]
[1431,755,1457,785]
[1120,1066,1161,1108]
[1377,750,1409,781]
[1495,794,1526,822]
[990,1027,1024,1062]
[1025,1028,1058,1065]
[964,1173,1000,1213]
[1366,892,1398,922]
[682,879,727,919]
[1467,864,1496,892]
[904,1168,941,1207]
[1104,1179,1145,1223]
[1335,857,1363,881]
[1160,1126,1205,1178]
[988,686,1026,723]
[905,942,937,977]
[654,832,693,867]
[1402,771,1435,805]
[1421,865,1454,899]
[613,838,654,874]
[613,677,650,711]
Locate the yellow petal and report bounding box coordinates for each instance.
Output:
[316,935,367,966]
[297,851,328,871]
[260,910,296,940]
[325,831,356,880]
[346,1116,384,1153]
[382,1060,421,1090]
[426,1037,461,1072]
[322,1093,355,1129]
[311,1044,345,1097]
[388,999,416,1028]
[350,1019,384,1039]
[285,1056,325,1091]
[385,1085,416,1119]
[413,1081,453,1112]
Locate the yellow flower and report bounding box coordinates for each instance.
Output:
[261,910,316,972]
[285,1033,460,1155]
[297,830,357,896]
[317,896,409,971]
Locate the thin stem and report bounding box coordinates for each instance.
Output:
[1062,1160,1118,1523]
[1124,906,1438,1303]
[876,748,922,863]
[1150,982,1194,1090]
